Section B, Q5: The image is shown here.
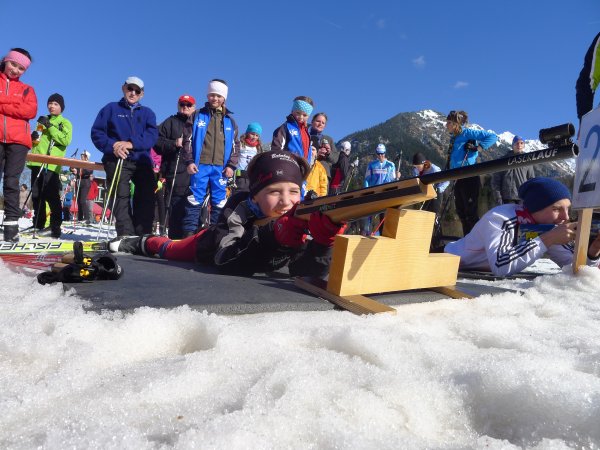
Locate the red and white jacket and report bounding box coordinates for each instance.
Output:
[0,71,38,148]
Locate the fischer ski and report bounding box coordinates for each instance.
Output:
[0,240,108,254]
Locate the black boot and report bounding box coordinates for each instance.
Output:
[3,221,19,242]
[108,235,151,255]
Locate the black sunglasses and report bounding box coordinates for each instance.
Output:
[127,85,142,95]
[179,102,193,107]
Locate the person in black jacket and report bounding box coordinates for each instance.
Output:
[110,151,347,279]
[491,135,535,205]
[576,31,600,121]
[154,94,196,238]
[329,141,351,195]
[72,151,93,223]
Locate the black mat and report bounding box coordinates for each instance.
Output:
[64,254,518,315]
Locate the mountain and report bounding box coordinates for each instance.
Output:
[338,109,576,181]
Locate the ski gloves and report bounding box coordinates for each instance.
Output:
[273,204,347,248]
[37,242,124,285]
[464,140,482,153]
[37,115,52,129]
[308,212,347,247]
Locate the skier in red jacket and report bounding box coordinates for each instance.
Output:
[0,47,38,242]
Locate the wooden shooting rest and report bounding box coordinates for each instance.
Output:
[296,180,467,314]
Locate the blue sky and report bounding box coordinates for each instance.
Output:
[5,0,599,162]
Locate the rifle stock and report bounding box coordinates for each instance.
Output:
[295,142,578,223]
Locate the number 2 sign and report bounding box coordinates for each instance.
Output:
[573,107,600,209]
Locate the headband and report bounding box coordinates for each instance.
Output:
[292,99,313,116]
[207,80,228,100]
[249,152,305,197]
[3,50,31,70]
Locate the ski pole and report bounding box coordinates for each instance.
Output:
[72,166,83,228]
[20,163,46,216]
[104,158,123,235]
[95,158,122,241]
[107,160,123,225]
[31,139,56,239]
[161,147,182,233]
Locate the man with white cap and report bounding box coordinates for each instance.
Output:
[329,140,352,195]
[364,143,396,188]
[362,143,396,235]
[71,150,94,223]
[91,76,158,237]
[180,78,239,235]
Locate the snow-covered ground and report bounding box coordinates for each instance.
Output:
[1,238,599,448]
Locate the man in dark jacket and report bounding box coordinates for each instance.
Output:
[576,31,600,121]
[91,76,158,237]
[491,135,535,205]
[154,94,196,238]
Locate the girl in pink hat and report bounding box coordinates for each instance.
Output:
[0,47,38,242]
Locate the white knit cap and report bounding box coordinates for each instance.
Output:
[341,141,351,152]
[207,80,228,100]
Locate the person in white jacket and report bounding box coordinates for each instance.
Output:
[445,177,600,276]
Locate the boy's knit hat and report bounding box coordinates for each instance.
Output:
[512,135,524,145]
[246,122,262,135]
[518,177,571,213]
[248,152,310,197]
[412,152,427,165]
[340,141,351,152]
[376,144,386,154]
[47,93,65,112]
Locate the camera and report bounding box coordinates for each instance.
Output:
[539,123,575,146]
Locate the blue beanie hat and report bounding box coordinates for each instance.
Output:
[512,135,524,145]
[518,177,571,213]
[246,122,262,135]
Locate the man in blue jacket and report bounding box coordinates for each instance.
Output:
[91,76,158,237]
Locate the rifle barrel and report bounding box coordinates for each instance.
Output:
[293,142,578,223]
[419,143,578,185]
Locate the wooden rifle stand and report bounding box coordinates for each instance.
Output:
[296,190,465,314]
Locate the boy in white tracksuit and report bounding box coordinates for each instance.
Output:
[445,177,600,276]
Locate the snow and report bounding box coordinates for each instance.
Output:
[1,246,600,448]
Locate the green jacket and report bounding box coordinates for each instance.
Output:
[27,114,73,173]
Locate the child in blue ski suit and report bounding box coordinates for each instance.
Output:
[181,79,240,235]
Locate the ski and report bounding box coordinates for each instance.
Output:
[457,270,546,281]
[0,253,68,271]
[0,240,108,254]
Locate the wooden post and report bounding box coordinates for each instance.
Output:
[572,208,593,274]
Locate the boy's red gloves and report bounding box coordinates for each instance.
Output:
[273,205,307,248]
[308,212,347,247]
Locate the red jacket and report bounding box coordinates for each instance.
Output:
[87,180,99,201]
[0,72,38,148]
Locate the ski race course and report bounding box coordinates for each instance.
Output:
[2,216,600,448]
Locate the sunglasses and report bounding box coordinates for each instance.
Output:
[179,102,193,107]
[126,85,142,95]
